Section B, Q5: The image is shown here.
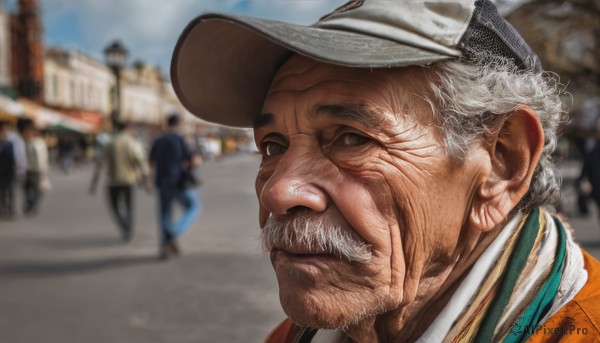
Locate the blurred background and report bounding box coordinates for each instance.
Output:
[0,0,599,342]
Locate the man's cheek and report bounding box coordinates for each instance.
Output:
[355,180,401,256]
[258,206,270,228]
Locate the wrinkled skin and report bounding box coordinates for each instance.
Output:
[254,55,543,342]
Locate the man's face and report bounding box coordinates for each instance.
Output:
[254,55,486,328]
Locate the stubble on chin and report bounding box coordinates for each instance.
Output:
[278,272,396,330]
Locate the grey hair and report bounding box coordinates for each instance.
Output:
[422,55,567,210]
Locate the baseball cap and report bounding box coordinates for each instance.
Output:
[171,0,541,127]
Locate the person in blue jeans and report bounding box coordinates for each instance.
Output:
[149,114,202,260]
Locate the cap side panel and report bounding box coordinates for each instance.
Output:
[458,0,541,72]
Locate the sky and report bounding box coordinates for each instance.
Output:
[6,0,347,77]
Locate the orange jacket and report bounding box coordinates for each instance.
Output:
[265,251,600,343]
[527,250,600,342]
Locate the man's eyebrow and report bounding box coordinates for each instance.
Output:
[254,105,380,129]
[253,113,274,129]
[310,104,379,126]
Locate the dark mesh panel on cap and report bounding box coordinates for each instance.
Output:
[458,0,542,73]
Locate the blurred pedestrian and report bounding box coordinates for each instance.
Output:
[17,118,49,216]
[0,120,16,219]
[149,114,201,260]
[579,138,600,226]
[57,134,77,173]
[94,131,110,160]
[7,121,27,182]
[90,122,150,241]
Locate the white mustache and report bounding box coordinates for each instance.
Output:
[261,213,372,262]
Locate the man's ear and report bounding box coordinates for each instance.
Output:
[470,105,544,232]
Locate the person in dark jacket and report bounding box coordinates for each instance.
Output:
[580,139,600,225]
[149,114,202,260]
[0,120,16,219]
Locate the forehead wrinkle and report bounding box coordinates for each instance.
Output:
[309,103,390,128]
[269,60,324,92]
[270,77,379,97]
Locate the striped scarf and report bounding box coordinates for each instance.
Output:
[451,208,584,343]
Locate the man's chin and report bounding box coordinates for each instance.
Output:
[281,293,360,329]
[272,249,395,328]
[278,284,391,330]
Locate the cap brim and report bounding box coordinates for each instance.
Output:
[171,13,453,128]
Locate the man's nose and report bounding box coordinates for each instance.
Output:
[259,153,328,216]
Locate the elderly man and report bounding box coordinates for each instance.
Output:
[171,0,600,342]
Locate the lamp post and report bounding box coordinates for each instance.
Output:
[104,40,128,129]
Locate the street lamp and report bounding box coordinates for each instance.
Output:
[104,40,128,129]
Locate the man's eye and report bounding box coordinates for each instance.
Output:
[263,141,287,157]
[335,132,369,147]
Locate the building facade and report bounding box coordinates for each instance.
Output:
[161,80,196,125]
[0,1,11,90]
[43,50,194,131]
[44,48,113,115]
[4,0,209,132]
[11,0,44,102]
[120,63,162,125]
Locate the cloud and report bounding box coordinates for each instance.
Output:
[42,0,201,70]
[37,0,345,76]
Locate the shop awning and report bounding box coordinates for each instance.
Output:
[18,98,93,133]
[0,94,25,121]
[65,110,105,132]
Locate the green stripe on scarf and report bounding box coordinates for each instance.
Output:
[474,208,566,342]
[294,327,318,343]
[474,208,537,341]
[502,216,566,343]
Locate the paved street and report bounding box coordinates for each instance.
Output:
[0,154,284,343]
[1,154,599,343]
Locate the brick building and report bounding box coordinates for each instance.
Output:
[11,0,44,103]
